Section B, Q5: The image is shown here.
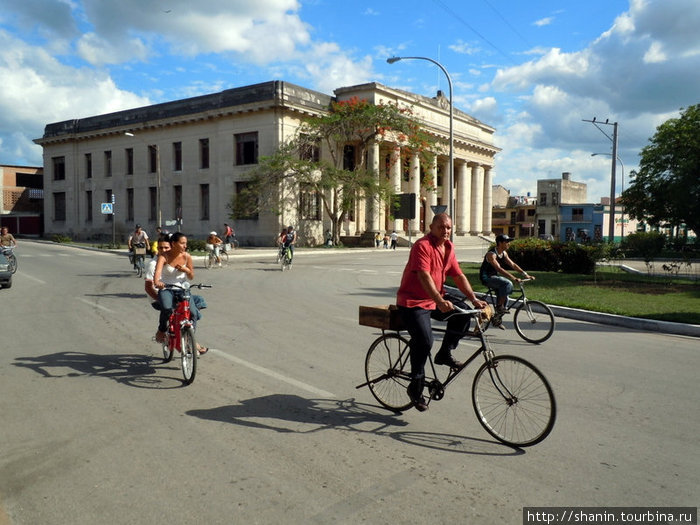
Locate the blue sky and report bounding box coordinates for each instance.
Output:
[1,0,699,202]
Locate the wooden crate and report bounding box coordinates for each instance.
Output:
[359,305,405,330]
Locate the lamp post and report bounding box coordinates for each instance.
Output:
[592,152,625,239]
[387,56,454,240]
[125,132,161,228]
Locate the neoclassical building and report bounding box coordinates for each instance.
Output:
[34,81,499,246]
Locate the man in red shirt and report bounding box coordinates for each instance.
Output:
[397,213,487,411]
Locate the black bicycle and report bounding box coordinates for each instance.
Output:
[130,242,147,278]
[357,306,556,447]
[449,279,555,344]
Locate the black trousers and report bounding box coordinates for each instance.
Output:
[398,296,471,379]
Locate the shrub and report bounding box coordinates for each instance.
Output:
[188,239,207,253]
[621,231,666,262]
[52,234,72,243]
[506,238,603,275]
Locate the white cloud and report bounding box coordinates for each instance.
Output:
[533,17,554,27]
[449,40,480,55]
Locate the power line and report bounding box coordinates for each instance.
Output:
[430,0,516,64]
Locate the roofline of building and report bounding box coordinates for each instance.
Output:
[34,80,334,144]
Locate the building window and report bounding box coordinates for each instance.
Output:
[200,184,210,220]
[127,188,134,222]
[126,148,134,175]
[234,181,258,220]
[174,185,182,221]
[572,207,584,222]
[299,136,320,162]
[149,187,157,222]
[539,192,547,206]
[300,184,322,220]
[343,145,356,171]
[104,151,112,177]
[85,153,92,179]
[199,138,210,169]
[105,190,113,222]
[149,145,158,174]
[173,141,182,171]
[86,191,92,222]
[52,156,66,181]
[235,132,258,165]
[552,192,559,206]
[53,192,66,221]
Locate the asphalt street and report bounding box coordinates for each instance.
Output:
[0,241,697,525]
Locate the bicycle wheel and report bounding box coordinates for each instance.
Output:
[162,341,174,363]
[136,256,144,278]
[513,300,555,344]
[181,326,197,385]
[7,254,17,274]
[204,253,213,269]
[472,355,556,447]
[220,252,229,266]
[364,333,413,412]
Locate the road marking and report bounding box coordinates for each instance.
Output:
[78,298,116,313]
[19,273,46,284]
[210,349,336,398]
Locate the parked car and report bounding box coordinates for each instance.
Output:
[0,253,12,288]
[538,234,555,241]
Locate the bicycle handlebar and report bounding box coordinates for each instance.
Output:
[162,282,212,290]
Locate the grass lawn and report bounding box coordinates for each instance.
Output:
[459,264,700,326]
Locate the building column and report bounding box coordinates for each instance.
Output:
[390,146,403,234]
[364,140,381,234]
[455,161,468,235]
[425,155,438,226]
[441,158,451,211]
[481,165,493,235]
[409,152,420,234]
[469,163,483,235]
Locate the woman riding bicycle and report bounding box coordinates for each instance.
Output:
[153,232,194,344]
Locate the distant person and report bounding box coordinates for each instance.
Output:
[390,231,398,250]
[223,223,234,244]
[206,231,223,266]
[128,224,149,269]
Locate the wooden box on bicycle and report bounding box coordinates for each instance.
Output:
[358,305,405,331]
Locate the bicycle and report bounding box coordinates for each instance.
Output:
[478,278,555,344]
[1,246,17,274]
[204,246,228,269]
[280,245,292,271]
[356,304,556,447]
[159,282,211,385]
[130,242,147,278]
[447,279,555,344]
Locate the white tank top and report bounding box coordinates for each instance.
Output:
[160,263,187,286]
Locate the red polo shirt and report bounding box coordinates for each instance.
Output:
[396,233,462,309]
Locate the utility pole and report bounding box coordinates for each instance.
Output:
[583,118,618,242]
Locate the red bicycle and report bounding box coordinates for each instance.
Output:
[160,282,210,385]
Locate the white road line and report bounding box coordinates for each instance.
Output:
[210,349,336,398]
[78,298,116,313]
[19,273,46,284]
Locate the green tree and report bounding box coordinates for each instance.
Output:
[622,104,700,236]
[230,97,436,245]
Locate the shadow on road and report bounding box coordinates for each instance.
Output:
[187,394,524,456]
[13,351,184,389]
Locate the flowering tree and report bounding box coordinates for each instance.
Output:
[230,97,436,245]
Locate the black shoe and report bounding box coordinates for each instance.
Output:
[434,352,464,369]
[407,379,429,412]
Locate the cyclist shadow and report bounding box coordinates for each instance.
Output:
[13,351,183,389]
[186,394,523,456]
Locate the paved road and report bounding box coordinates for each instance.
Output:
[1,242,698,524]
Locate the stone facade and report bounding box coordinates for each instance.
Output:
[34,80,499,245]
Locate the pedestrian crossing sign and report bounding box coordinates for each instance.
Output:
[101,203,113,214]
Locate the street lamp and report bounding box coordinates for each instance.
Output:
[387,56,454,240]
[592,152,626,238]
[125,132,161,228]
